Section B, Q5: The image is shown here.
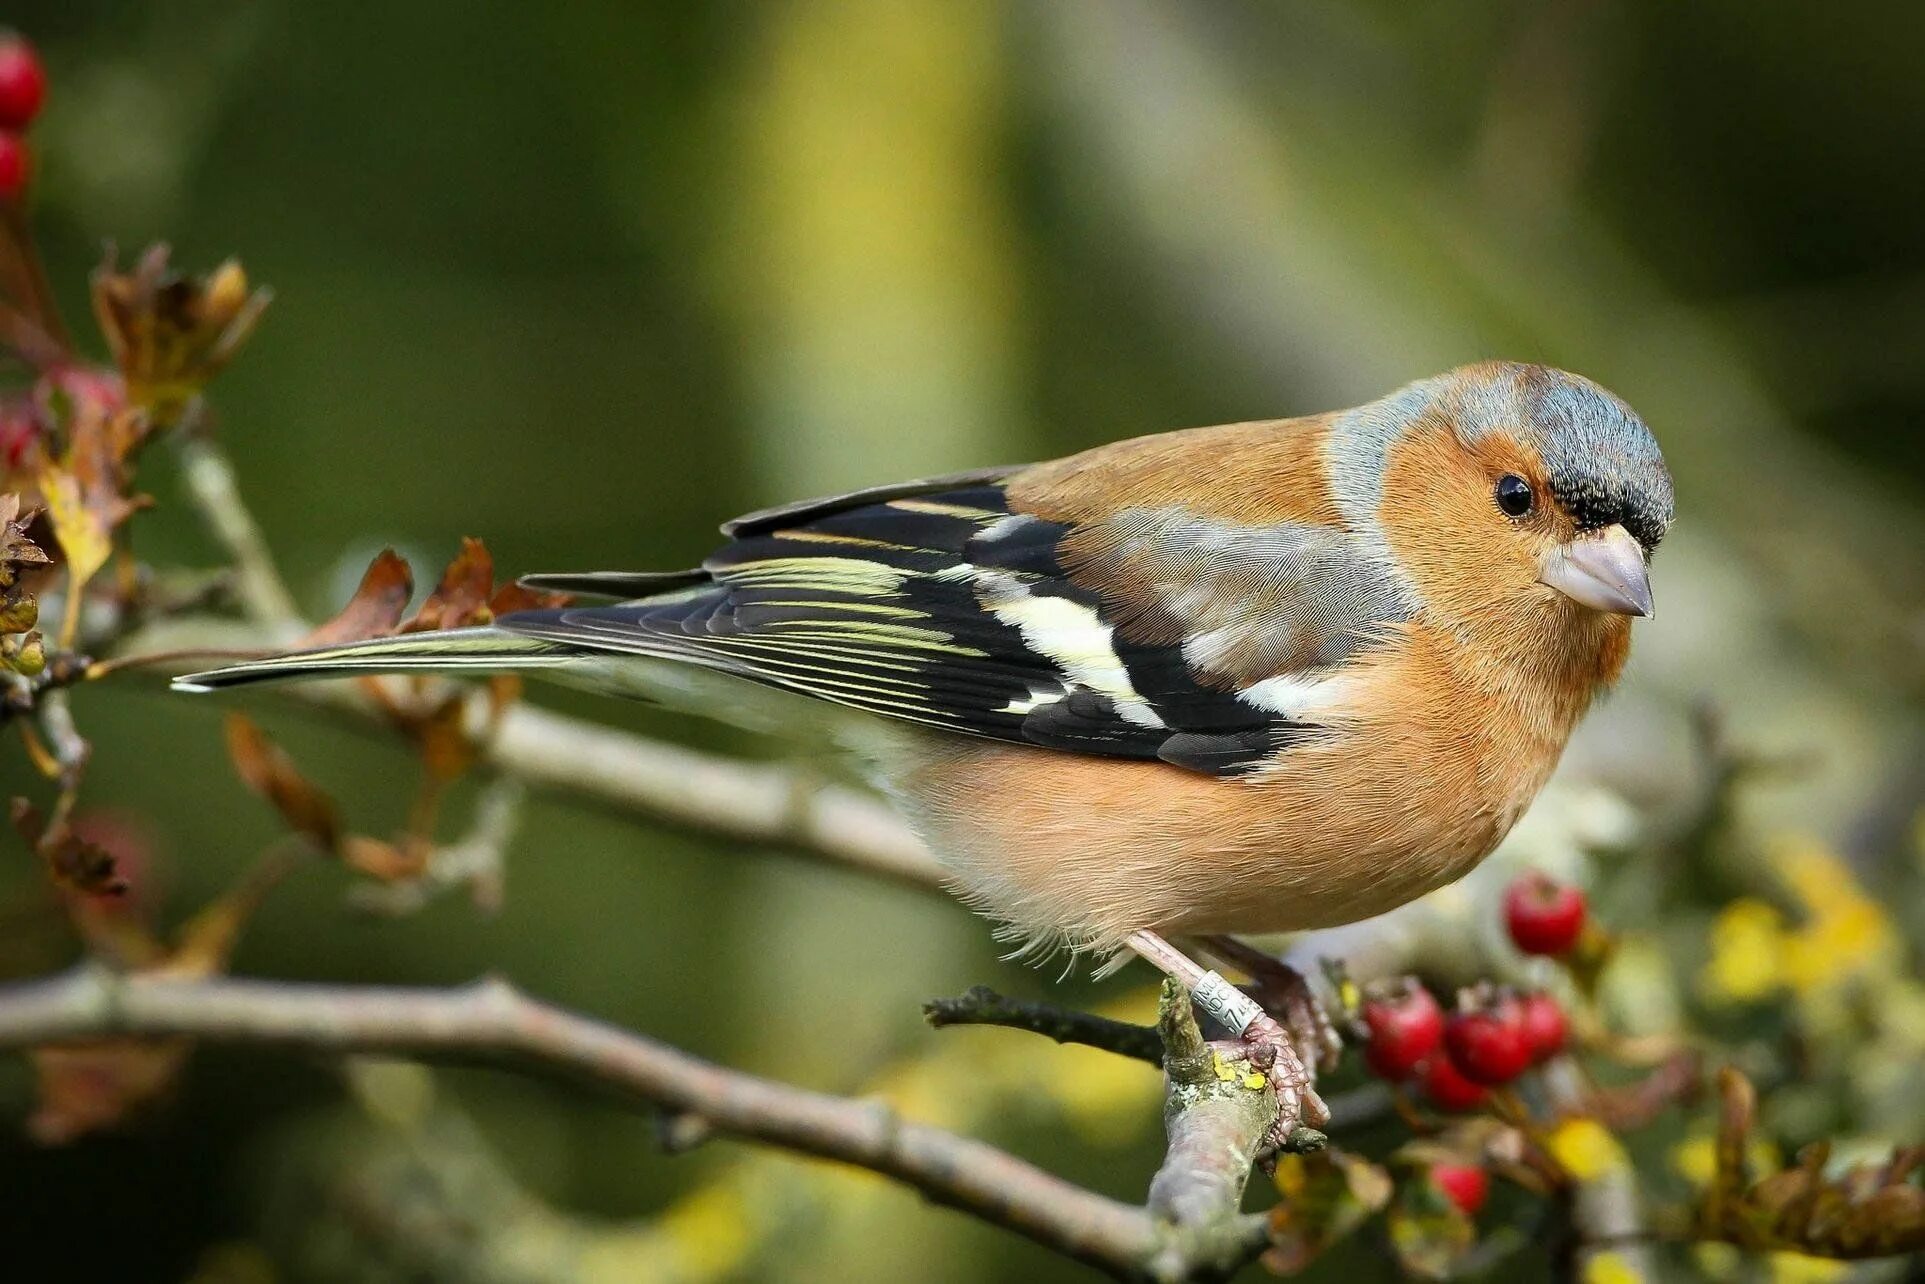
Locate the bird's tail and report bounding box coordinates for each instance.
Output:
[172,626,577,692]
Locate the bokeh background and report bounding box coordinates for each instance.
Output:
[3,2,1923,1280]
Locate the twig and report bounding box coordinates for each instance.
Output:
[0,966,1273,1283]
[924,985,1165,1064]
[347,776,526,917]
[172,435,305,638]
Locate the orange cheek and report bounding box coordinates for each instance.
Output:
[1376,420,1541,616]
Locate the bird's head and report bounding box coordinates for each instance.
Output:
[1331,362,1673,644]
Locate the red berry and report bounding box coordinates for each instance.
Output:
[1430,1162,1489,1216]
[1503,870,1587,955]
[1420,1053,1488,1111]
[0,130,27,201]
[1444,1000,1533,1085]
[1519,991,1568,1062]
[0,38,47,129]
[1362,981,1445,1079]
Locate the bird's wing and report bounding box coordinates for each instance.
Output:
[500,471,1411,776]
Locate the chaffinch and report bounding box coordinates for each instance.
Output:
[179,360,1672,1121]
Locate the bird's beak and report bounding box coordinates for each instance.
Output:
[1537,524,1653,617]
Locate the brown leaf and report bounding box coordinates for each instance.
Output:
[487,580,573,616]
[1384,1173,1476,1280]
[339,834,431,884]
[10,797,127,897]
[0,492,51,583]
[1264,1149,1393,1275]
[405,695,478,784]
[160,848,300,980]
[223,713,340,852]
[406,537,494,632]
[91,246,270,424]
[28,1038,192,1145]
[301,549,414,646]
[1696,1068,1925,1257]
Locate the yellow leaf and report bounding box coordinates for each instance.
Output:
[1582,1250,1646,1284]
[1547,1118,1630,1182]
[1699,898,1787,1004]
[1767,1251,1849,1284]
[38,467,112,590]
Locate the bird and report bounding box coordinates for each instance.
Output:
[175,360,1672,1126]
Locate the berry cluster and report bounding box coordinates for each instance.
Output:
[0,33,47,203]
[1351,870,1591,1212]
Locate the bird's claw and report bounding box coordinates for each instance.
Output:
[1215,1012,1330,1154]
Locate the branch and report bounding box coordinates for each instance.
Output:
[172,435,305,638]
[1144,981,1278,1278]
[924,985,1164,1065]
[0,967,1273,1283]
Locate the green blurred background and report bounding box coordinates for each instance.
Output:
[3,2,1923,1280]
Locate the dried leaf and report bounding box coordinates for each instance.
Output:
[301,549,414,646]
[35,467,112,589]
[1384,1172,1476,1280]
[488,580,572,617]
[161,848,300,980]
[0,492,51,582]
[222,713,340,852]
[28,1038,192,1146]
[1264,1148,1393,1275]
[409,695,479,783]
[406,536,494,632]
[91,246,270,423]
[10,797,127,897]
[340,834,432,884]
[1696,1067,1925,1257]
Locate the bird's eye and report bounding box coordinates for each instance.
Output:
[1494,474,1534,518]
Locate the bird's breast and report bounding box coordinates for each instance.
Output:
[880,618,1601,952]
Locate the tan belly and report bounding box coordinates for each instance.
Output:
[881,723,1532,955]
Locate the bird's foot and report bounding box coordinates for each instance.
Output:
[1199,935,1344,1074]
[1215,1012,1330,1154]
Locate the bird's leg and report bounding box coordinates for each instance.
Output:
[1125,930,1329,1141]
[1196,934,1344,1074]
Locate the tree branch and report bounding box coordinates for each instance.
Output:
[172,435,306,639]
[1144,981,1277,1278]
[923,985,1165,1065]
[0,966,1274,1283]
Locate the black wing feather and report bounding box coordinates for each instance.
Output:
[497,481,1310,774]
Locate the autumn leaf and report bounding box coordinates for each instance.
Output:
[91,245,270,424]
[301,548,414,646]
[1695,1067,1925,1257]
[35,466,112,590]
[25,836,303,1146]
[223,713,341,852]
[1264,1148,1393,1275]
[488,580,572,617]
[1384,1170,1476,1280]
[405,536,494,632]
[28,1038,193,1146]
[10,797,127,898]
[160,848,301,980]
[0,491,50,583]
[339,834,432,884]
